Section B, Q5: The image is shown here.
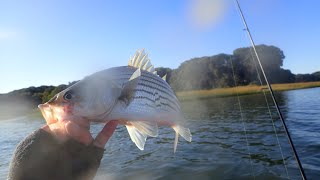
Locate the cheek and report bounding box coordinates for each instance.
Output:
[52,103,75,121]
[63,104,74,114]
[72,101,106,118]
[71,102,93,117]
[101,94,116,112]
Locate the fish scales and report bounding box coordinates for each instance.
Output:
[91,67,176,117]
[38,49,191,152]
[105,66,180,112]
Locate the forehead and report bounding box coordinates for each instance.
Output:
[47,87,70,104]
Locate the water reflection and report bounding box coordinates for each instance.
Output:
[96,92,300,179]
[179,92,299,179]
[1,88,319,179]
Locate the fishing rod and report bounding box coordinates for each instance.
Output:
[234,0,307,179]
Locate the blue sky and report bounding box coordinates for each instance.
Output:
[1,0,319,93]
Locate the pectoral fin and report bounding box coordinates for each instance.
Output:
[172,125,192,153]
[119,69,141,105]
[173,125,192,142]
[126,125,147,150]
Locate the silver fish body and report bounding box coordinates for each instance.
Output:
[38,49,191,152]
[97,66,181,120]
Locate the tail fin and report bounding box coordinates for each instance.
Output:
[172,125,192,153]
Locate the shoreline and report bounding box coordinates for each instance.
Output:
[176,81,320,101]
[1,82,320,120]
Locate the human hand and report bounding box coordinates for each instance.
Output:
[9,114,117,180]
[42,119,118,148]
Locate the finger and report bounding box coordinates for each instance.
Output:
[65,121,93,145]
[93,120,118,148]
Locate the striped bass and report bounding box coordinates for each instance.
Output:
[38,49,191,152]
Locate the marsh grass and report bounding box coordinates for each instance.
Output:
[177,81,320,101]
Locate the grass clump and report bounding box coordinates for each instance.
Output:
[177,81,320,101]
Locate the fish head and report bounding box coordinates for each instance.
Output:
[38,77,121,124]
[38,89,77,125]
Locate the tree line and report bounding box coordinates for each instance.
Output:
[157,44,319,91]
[0,44,319,118]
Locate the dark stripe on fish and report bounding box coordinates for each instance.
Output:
[141,72,172,89]
[113,76,178,107]
[132,95,154,103]
[136,82,178,105]
[114,67,172,90]
[132,96,177,111]
[135,85,176,105]
[115,74,172,96]
[133,89,179,111]
[108,67,180,109]
[139,77,174,95]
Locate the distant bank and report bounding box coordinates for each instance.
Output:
[1,81,320,120]
[177,81,320,101]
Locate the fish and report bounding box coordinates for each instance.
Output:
[38,49,192,152]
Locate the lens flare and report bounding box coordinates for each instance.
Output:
[187,0,228,30]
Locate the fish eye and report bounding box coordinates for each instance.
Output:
[64,92,73,101]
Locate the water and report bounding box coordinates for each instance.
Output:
[1,88,319,179]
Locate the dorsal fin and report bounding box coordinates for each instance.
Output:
[162,74,167,81]
[128,49,157,75]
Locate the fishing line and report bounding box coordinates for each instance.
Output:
[233,0,307,179]
[247,45,290,179]
[229,56,255,180]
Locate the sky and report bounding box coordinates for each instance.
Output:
[1,0,320,93]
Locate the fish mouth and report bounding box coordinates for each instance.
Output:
[38,103,57,125]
